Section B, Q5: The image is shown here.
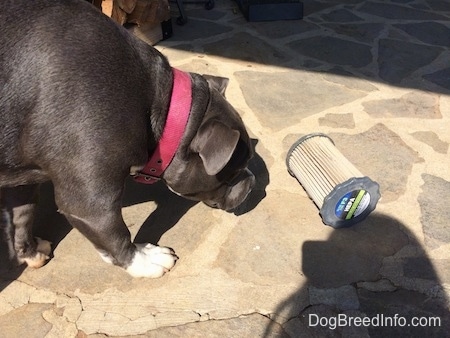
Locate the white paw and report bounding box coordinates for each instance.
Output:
[126,243,177,278]
[20,237,52,268]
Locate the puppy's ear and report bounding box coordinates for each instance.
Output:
[203,75,230,96]
[192,120,240,175]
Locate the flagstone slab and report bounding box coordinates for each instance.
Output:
[363,92,441,119]
[394,22,450,47]
[411,131,449,154]
[324,23,384,43]
[245,20,319,39]
[419,174,450,250]
[319,113,355,129]
[423,67,450,91]
[203,32,289,65]
[288,36,372,68]
[144,313,288,338]
[330,124,423,202]
[235,70,373,131]
[377,39,443,84]
[0,303,53,338]
[359,2,449,20]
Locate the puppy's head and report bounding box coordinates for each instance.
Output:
[162,75,255,211]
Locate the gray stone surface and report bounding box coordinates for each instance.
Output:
[288,36,373,68]
[324,23,384,43]
[168,19,231,42]
[1,0,449,337]
[301,215,410,287]
[0,303,53,338]
[309,285,360,310]
[363,92,441,119]
[330,124,424,202]
[145,313,288,337]
[394,22,450,47]
[203,32,289,65]
[319,113,356,129]
[419,175,450,250]
[321,9,363,23]
[245,20,319,39]
[377,39,443,83]
[282,305,371,338]
[358,288,450,337]
[359,2,449,20]
[424,67,450,90]
[357,279,397,292]
[235,70,373,131]
[411,131,449,154]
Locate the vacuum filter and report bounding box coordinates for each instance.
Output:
[286,133,380,228]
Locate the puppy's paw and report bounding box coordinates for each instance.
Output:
[126,243,178,278]
[36,237,52,256]
[20,237,52,268]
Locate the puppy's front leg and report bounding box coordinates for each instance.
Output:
[52,162,178,278]
[61,210,177,278]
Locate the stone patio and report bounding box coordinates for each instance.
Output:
[1,0,449,337]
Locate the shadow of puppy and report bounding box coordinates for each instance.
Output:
[123,179,199,244]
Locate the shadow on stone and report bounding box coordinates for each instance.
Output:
[263,213,450,337]
[124,179,199,244]
[166,1,450,94]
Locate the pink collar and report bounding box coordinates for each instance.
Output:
[134,68,192,184]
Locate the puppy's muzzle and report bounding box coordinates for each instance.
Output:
[227,168,255,211]
[205,168,255,211]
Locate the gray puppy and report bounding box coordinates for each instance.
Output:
[0,0,255,277]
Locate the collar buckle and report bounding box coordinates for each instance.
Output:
[133,172,162,184]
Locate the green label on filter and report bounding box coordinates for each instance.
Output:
[335,190,371,220]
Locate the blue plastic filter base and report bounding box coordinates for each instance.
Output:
[320,177,381,229]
